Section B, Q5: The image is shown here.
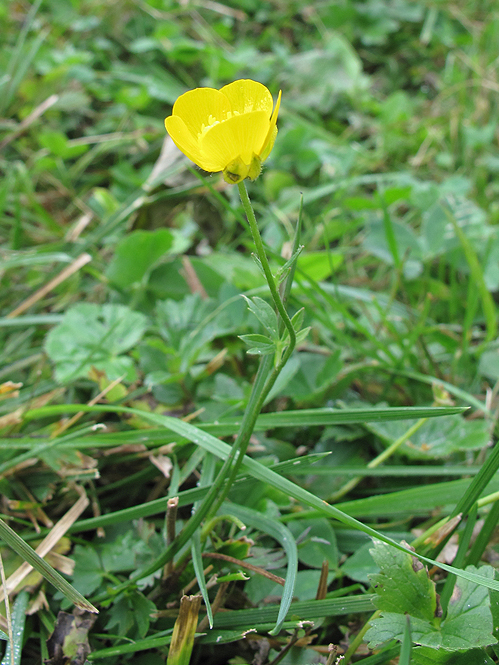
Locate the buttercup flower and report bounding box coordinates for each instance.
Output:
[165,79,281,184]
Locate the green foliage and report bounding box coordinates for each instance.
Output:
[367,416,490,459]
[3,0,499,662]
[71,523,164,597]
[44,303,148,382]
[1,591,29,665]
[106,229,176,289]
[366,541,497,652]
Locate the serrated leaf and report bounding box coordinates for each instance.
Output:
[368,540,436,620]
[366,546,497,652]
[131,590,156,638]
[106,594,134,637]
[366,612,440,650]
[71,546,103,596]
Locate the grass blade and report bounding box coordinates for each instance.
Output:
[398,615,412,665]
[466,499,499,567]
[0,520,97,614]
[24,403,499,593]
[0,591,29,665]
[446,204,497,343]
[225,503,298,635]
[191,454,216,628]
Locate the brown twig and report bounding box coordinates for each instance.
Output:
[164,497,179,578]
[197,581,229,632]
[6,253,92,318]
[201,552,285,586]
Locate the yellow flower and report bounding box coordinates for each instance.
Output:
[165,79,281,184]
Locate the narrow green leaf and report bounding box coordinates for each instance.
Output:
[0,519,97,613]
[24,404,499,593]
[191,453,216,628]
[225,503,297,635]
[210,595,374,629]
[399,616,412,665]
[446,205,497,343]
[1,591,29,665]
[439,504,477,613]
[87,631,172,660]
[25,403,468,429]
[450,441,499,519]
[466,500,499,567]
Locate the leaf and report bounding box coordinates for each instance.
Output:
[71,546,104,596]
[45,610,97,665]
[367,416,489,459]
[296,251,343,281]
[167,595,202,665]
[216,571,250,582]
[225,502,298,635]
[131,591,156,639]
[106,229,175,289]
[238,333,275,356]
[1,591,29,665]
[0,520,96,614]
[412,647,495,665]
[366,546,497,651]
[368,540,437,621]
[106,594,134,637]
[441,565,496,650]
[290,308,305,333]
[45,303,148,383]
[289,518,338,570]
[242,296,279,340]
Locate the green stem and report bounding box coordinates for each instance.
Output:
[92,180,298,604]
[201,181,297,515]
[238,181,297,352]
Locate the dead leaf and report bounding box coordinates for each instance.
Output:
[45,609,97,665]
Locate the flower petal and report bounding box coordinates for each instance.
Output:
[260,89,281,162]
[220,79,273,116]
[201,111,270,170]
[165,115,221,171]
[171,87,232,138]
